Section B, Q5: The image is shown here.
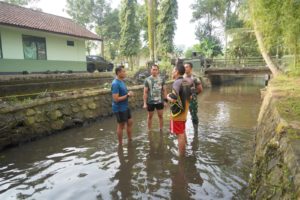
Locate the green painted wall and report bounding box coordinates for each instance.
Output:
[1,27,23,59]
[0,59,86,72]
[0,25,90,72]
[46,35,86,61]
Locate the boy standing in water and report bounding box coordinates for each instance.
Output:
[111,65,134,144]
[167,64,191,156]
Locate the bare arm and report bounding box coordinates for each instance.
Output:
[143,87,148,108]
[197,83,203,94]
[113,91,133,102]
[112,93,127,102]
[163,85,168,99]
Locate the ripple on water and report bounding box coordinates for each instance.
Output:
[0,80,263,199]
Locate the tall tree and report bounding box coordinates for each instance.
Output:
[281,0,300,72]
[192,0,225,38]
[66,0,93,26]
[146,0,157,62]
[119,0,140,69]
[191,0,225,58]
[248,0,281,76]
[156,0,178,60]
[66,0,120,60]
[97,9,120,60]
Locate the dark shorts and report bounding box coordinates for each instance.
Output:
[115,109,132,123]
[147,103,164,112]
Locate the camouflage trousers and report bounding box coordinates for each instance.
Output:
[189,94,198,124]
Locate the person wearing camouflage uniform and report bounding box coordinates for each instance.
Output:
[183,62,203,124]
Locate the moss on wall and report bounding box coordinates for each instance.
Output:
[249,76,300,199]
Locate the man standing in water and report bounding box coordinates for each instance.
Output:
[143,64,168,131]
[184,62,203,125]
[167,64,191,156]
[111,65,134,144]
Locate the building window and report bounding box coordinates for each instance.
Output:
[67,40,74,46]
[0,34,2,59]
[22,35,47,60]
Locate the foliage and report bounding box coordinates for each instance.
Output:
[199,37,222,58]
[156,0,178,60]
[145,0,157,62]
[119,0,141,69]
[66,0,120,61]
[226,30,260,59]
[191,0,226,58]
[250,0,300,74]
[96,9,120,60]
[184,39,222,59]
[2,0,39,5]
[66,0,93,26]
[184,47,194,59]
[225,9,244,30]
[173,45,184,58]
[137,3,148,44]
[191,0,225,23]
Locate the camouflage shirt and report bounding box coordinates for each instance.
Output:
[144,75,165,104]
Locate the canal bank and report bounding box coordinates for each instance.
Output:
[249,76,300,199]
[0,76,211,151]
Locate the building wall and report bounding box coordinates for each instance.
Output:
[1,27,23,59]
[0,25,89,72]
[46,34,86,61]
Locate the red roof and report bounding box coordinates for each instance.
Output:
[0,1,102,41]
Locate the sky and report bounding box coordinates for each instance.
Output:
[33,0,198,50]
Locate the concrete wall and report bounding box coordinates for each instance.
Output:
[0,25,88,72]
[249,87,300,199]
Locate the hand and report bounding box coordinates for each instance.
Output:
[143,103,147,109]
[164,102,168,107]
[127,91,133,97]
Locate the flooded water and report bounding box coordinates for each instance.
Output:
[0,77,264,200]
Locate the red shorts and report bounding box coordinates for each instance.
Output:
[170,120,186,135]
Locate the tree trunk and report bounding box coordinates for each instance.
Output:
[130,56,133,71]
[101,40,104,57]
[147,0,155,62]
[249,1,281,77]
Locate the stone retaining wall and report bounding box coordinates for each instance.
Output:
[0,84,146,150]
[249,87,300,199]
[0,72,114,97]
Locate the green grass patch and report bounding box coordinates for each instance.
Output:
[276,97,300,122]
[272,75,300,122]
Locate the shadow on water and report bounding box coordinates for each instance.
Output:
[0,77,264,199]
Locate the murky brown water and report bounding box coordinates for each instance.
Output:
[0,77,264,200]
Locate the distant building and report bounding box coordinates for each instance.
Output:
[0,2,102,73]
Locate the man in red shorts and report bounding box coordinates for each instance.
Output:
[167,64,191,156]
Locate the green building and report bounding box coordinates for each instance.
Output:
[0,2,102,73]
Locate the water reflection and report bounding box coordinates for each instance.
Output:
[171,131,204,200]
[110,143,136,199]
[0,77,264,199]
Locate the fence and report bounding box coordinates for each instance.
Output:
[183,57,285,73]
